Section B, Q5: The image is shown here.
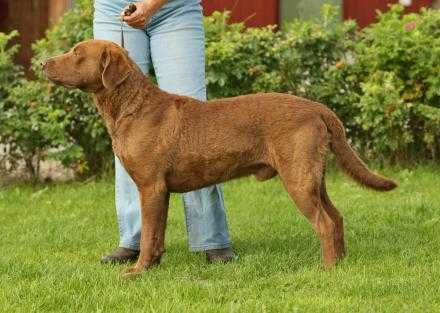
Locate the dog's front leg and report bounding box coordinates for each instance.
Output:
[122,181,169,278]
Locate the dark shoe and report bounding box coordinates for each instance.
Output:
[101,247,139,264]
[206,247,237,263]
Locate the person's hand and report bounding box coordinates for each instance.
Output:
[121,1,151,29]
[121,1,166,29]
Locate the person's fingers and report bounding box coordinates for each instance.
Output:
[127,19,147,29]
[122,10,143,22]
[125,15,147,27]
[123,15,148,27]
[130,18,147,28]
[120,3,149,28]
[120,5,134,19]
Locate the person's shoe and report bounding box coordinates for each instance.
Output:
[101,247,139,264]
[206,247,237,263]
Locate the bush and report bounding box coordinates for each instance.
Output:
[31,0,110,176]
[0,31,26,173]
[0,31,22,101]
[275,5,357,100]
[352,5,440,161]
[204,5,362,139]
[205,12,282,98]
[275,5,360,133]
[5,79,93,176]
[21,0,109,177]
[1,0,109,178]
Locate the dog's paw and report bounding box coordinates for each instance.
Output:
[121,266,145,279]
[120,257,162,279]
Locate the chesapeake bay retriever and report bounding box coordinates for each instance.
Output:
[42,39,397,277]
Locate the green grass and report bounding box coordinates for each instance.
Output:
[1,166,440,312]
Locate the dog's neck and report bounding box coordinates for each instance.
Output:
[92,70,163,136]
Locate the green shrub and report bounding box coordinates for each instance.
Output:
[0,31,22,101]
[276,5,357,99]
[275,5,360,132]
[2,80,78,176]
[204,6,361,138]
[29,0,110,176]
[36,0,109,175]
[352,5,440,161]
[205,12,282,98]
[0,31,25,173]
[0,0,109,178]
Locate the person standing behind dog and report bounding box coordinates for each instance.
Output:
[94,0,236,263]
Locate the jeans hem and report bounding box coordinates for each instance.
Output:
[119,242,232,252]
[188,242,232,252]
[119,242,140,251]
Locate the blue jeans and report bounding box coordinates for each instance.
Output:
[93,0,231,251]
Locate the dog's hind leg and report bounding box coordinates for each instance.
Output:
[320,172,345,260]
[275,122,339,267]
[279,167,339,267]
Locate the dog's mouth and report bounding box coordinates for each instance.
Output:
[50,79,75,89]
[45,73,77,89]
[57,81,77,89]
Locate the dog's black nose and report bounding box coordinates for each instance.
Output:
[41,59,48,69]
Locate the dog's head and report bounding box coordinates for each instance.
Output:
[42,39,132,92]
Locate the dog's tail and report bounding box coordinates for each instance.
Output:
[320,109,397,191]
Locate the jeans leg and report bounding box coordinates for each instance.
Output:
[148,2,232,251]
[114,157,141,249]
[94,1,151,250]
[182,186,231,251]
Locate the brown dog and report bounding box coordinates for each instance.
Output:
[42,39,396,277]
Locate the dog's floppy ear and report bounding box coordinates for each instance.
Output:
[101,47,132,91]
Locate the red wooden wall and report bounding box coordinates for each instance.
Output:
[0,0,70,71]
[0,0,50,71]
[201,0,279,28]
[344,0,433,28]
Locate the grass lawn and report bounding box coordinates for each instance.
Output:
[1,165,439,312]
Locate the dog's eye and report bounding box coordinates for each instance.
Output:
[73,49,79,57]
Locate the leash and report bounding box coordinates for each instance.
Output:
[120,3,137,48]
[120,19,125,48]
